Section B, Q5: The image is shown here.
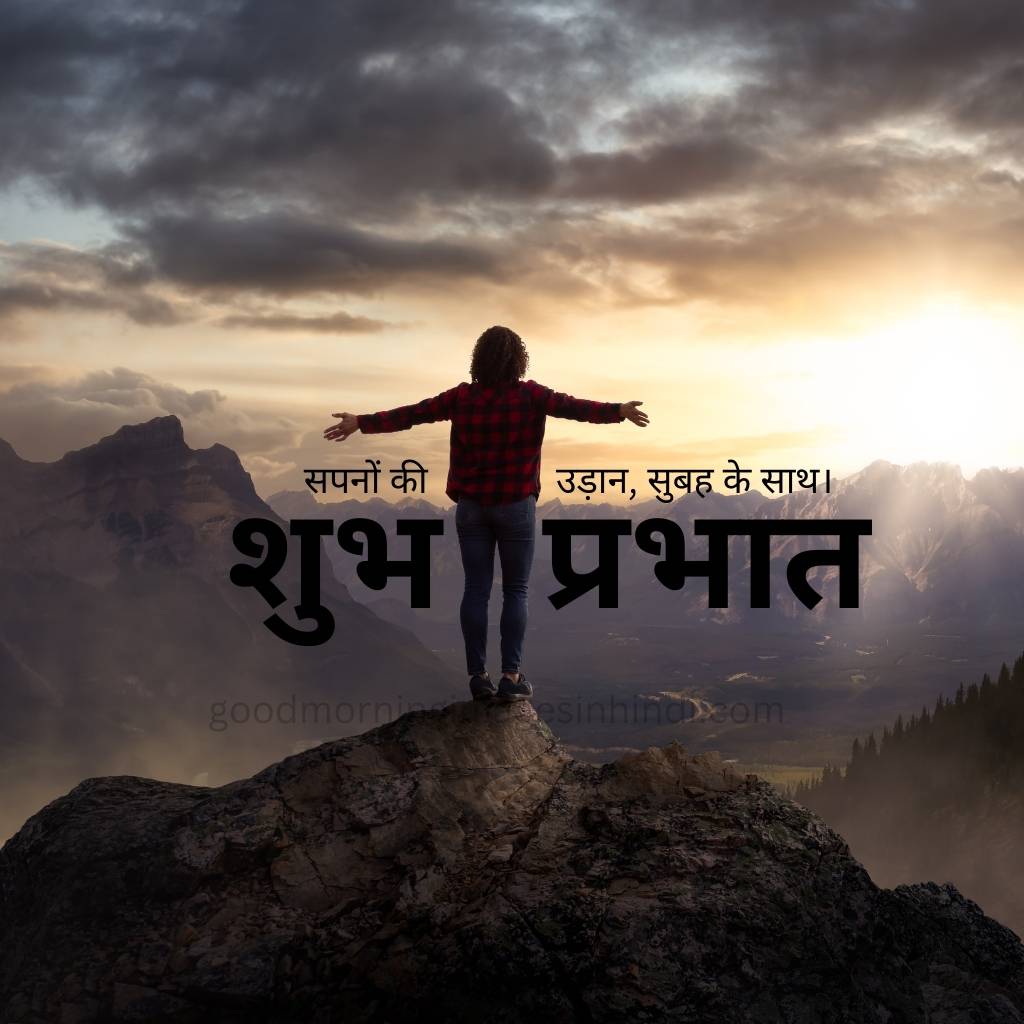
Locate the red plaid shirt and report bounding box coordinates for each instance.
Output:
[357,378,624,504]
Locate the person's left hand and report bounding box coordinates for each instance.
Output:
[324,412,360,442]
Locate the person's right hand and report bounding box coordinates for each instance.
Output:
[620,401,649,427]
[324,412,361,442]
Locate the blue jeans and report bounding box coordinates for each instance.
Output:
[455,493,537,675]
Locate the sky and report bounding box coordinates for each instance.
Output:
[1,0,1023,505]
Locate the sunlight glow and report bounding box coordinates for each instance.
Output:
[829,298,1023,473]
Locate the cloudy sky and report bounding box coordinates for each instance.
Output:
[2,0,1022,503]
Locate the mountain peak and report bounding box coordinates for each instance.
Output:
[57,415,189,471]
[101,414,187,451]
[0,437,23,465]
[2,700,1021,1021]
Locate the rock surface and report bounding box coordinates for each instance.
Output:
[2,700,1023,1023]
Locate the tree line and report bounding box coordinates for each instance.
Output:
[795,649,1024,937]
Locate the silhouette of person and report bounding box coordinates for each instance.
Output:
[324,325,648,702]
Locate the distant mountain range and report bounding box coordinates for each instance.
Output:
[270,458,1024,632]
[0,415,453,841]
[268,460,1024,766]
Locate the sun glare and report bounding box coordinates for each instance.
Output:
[828,298,1023,474]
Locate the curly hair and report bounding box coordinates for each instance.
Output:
[469,325,529,386]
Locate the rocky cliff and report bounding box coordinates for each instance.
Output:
[2,701,1022,1023]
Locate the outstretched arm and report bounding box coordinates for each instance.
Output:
[530,381,649,427]
[324,386,460,442]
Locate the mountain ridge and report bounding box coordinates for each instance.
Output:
[268,454,1024,631]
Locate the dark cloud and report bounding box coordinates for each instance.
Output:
[125,212,506,294]
[558,136,766,203]
[621,0,1024,137]
[0,221,496,332]
[0,0,564,213]
[5,1,1023,209]
[0,280,181,327]
[2,0,1024,319]
[0,241,185,330]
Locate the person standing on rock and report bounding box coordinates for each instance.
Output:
[323,325,649,703]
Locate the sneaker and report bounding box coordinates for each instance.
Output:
[496,673,533,702]
[469,674,497,701]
